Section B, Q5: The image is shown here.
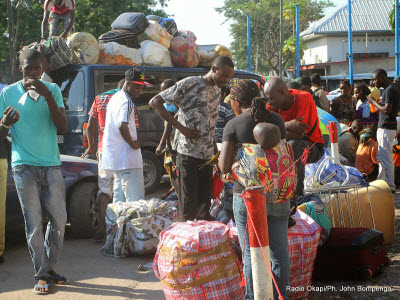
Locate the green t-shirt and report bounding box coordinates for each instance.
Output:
[0,81,65,168]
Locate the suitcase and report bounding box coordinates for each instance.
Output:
[111,12,149,35]
[160,18,178,37]
[313,228,391,281]
[99,30,140,49]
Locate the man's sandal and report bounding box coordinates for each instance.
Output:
[33,283,50,295]
[50,274,70,285]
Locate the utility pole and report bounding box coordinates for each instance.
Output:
[396,0,399,76]
[348,0,353,84]
[295,5,300,78]
[279,0,283,78]
[247,14,251,72]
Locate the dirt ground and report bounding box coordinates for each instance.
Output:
[1,182,400,300]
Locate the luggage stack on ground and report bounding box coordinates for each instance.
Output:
[153,220,244,300]
[101,199,178,257]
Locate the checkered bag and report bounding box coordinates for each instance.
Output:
[305,148,363,188]
[153,221,244,299]
[209,198,222,218]
[288,210,322,300]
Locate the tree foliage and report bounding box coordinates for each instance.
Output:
[1,0,169,81]
[217,0,333,74]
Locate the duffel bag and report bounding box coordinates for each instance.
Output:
[99,30,140,49]
[111,12,149,35]
[99,42,142,66]
[42,37,71,72]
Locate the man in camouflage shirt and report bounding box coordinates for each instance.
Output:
[150,56,234,221]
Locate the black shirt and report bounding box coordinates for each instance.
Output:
[222,110,286,193]
[378,84,400,130]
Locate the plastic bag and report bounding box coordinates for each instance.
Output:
[140,40,173,67]
[67,32,100,64]
[98,42,142,66]
[139,20,173,49]
[170,36,200,68]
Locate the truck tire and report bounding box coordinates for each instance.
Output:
[69,181,99,238]
[142,149,162,195]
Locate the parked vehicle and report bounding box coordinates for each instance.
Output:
[54,65,264,194]
[6,154,99,238]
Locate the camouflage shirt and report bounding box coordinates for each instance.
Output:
[159,76,221,160]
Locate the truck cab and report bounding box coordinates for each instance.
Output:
[56,64,264,193]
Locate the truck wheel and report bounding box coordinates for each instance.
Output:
[69,181,99,238]
[142,150,162,195]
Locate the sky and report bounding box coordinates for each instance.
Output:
[158,0,347,47]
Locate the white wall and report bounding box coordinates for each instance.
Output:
[303,37,328,65]
[303,35,395,64]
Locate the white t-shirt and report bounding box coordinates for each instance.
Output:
[101,90,142,171]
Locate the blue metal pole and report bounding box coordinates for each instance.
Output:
[247,14,251,72]
[295,5,300,78]
[348,0,353,84]
[396,0,399,76]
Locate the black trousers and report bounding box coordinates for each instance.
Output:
[288,139,325,196]
[176,153,213,221]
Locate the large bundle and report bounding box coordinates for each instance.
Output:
[288,210,322,300]
[102,199,178,257]
[139,20,173,49]
[42,37,71,71]
[153,220,244,299]
[67,32,100,64]
[99,42,142,66]
[140,40,173,67]
[170,36,200,68]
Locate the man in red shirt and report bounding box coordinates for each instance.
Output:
[264,77,325,196]
[81,79,124,241]
[41,0,75,40]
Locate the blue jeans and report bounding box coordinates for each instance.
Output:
[12,165,67,281]
[113,168,144,202]
[233,192,290,300]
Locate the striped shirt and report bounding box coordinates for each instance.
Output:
[215,102,235,143]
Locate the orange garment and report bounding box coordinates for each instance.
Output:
[355,139,379,175]
[393,145,400,167]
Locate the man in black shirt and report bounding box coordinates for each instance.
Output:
[0,106,20,263]
[369,69,400,192]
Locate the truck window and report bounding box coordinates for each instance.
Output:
[60,71,84,111]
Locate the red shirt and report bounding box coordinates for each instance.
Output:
[277,89,323,144]
[45,0,75,15]
[89,91,139,153]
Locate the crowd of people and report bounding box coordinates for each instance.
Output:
[1,47,400,299]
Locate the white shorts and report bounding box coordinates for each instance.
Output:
[98,152,114,198]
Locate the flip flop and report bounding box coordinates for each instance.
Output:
[50,274,70,285]
[33,283,50,295]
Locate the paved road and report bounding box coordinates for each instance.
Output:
[0,181,171,300]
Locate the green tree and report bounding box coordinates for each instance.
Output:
[217,0,333,75]
[389,4,399,33]
[1,0,169,82]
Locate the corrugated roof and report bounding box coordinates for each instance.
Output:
[301,0,394,37]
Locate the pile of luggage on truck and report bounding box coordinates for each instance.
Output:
[25,12,232,73]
